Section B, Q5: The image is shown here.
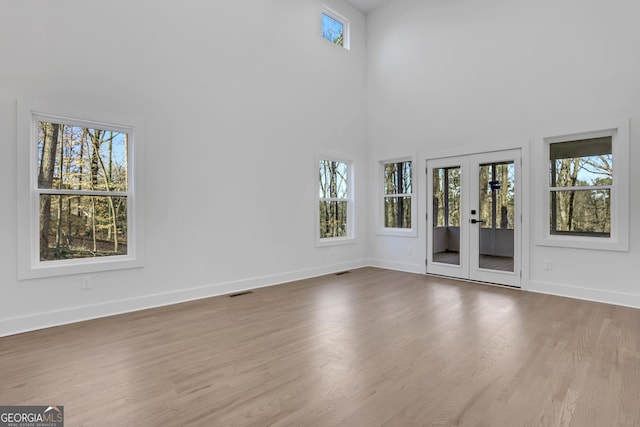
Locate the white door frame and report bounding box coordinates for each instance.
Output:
[426,149,522,287]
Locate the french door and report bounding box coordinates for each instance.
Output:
[426,149,521,287]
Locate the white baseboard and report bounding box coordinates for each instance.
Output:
[367,258,424,274]
[0,259,369,337]
[527,279,640,309]
[6,263,636,338]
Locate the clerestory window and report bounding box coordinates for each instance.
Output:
[321,7,349,49]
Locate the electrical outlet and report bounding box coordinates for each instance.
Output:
[81,276,91,290]
[543,260,553,271]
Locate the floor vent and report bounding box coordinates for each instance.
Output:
[335,271,351,276]
[229,291,254,298]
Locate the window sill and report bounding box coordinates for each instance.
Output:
[536,234,629,252]
[18,256,144,280]
[376,228,417,238]
[316,237,356,248]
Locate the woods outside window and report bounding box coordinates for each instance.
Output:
[18,100,144,279]
[383,160,413,230]
[321,7,349,49]
[549,137,612,237]
[318,158,354,245]
[378,157,416,237]
[536,120,629,252]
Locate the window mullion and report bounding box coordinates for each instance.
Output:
[549,185,612,191]
[35,189,129,197]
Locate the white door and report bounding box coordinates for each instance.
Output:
[426,149,521,287]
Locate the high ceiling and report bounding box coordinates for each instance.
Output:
[346,0,393,14]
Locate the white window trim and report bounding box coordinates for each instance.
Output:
[17,98,145,279]
[321,6,350,50]
[534,119,629,252]
[377,156,417,237]
[316,155,356,247]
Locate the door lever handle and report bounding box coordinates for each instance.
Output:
[470,219,484,224]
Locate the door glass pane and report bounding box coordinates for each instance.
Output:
[478,162,514,272]
[432,167,461,265]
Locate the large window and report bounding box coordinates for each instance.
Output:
[383,160,413,229]
[549,137,612,237]
[18,100,144,278]
[321,7,349,49]
[318,159,353,244]
[36,120,129,261]
[535,120,629,251]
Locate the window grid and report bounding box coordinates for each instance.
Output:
[548,136,612,237]
[383,161,412,229]
[34,116,132,262]
[17,98,144,279]
[318,159,352,241]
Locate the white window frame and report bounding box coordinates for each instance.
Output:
[534,119,629,252]
[17,98,145,279]
[378,157,417,237]
[321,6,350,50]
[316,156,355,247]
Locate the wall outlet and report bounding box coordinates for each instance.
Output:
[543,260,553,271]
[81,276,91,290]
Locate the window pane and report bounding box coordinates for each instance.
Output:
[322,13,344,46]
[319,201,348,238]
[550,190,610,236]
[432,167,460,227]
[479,162,515,230]
[384,161,412,195]
[384,196,411,228]
[433,169,445,227]
[550,137,612,187]
[447,168,461,227]
[39,195,127,261]
[37,121,128,192]
[432,167,461,266]
[319,160,348,199]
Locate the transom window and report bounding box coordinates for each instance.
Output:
[318,159,353,243]
[321,7,349,49]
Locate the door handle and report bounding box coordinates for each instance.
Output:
[470,219,484,224]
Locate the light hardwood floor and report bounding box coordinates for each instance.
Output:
[1,268,639,426]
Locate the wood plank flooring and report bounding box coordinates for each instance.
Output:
[1,267,639,426]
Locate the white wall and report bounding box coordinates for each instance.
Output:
[366,0,640,306]
[3,0,639,337]
[0,0,368,335]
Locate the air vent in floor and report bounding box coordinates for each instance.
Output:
[229,291,254,298]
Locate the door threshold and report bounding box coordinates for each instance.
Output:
[424,272,521,290]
